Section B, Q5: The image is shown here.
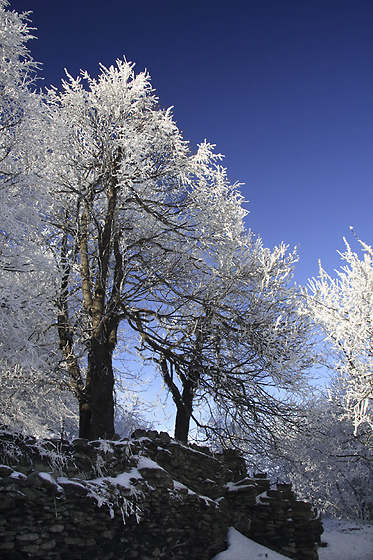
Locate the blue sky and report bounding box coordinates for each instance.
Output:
[16,0,373,286]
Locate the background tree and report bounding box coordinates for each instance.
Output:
[255,232,373,521]
[309,230,373,438]
[265,394,373,520]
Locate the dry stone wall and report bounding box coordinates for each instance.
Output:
[0,428,323,560]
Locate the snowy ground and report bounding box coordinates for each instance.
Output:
[319,518,373,560]
[211,518,373,560]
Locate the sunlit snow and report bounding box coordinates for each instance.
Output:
[211,527,289,559]
[211,521,373,560]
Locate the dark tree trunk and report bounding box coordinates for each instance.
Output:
[174,381,194,443]
[174,362,202,443]
[79,337,115,440]
[79,401,91,439]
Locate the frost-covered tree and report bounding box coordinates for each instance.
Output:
[0,1,77,436]
[41,59,247,440]
[265,395,373,520]
[0,0,38,163]
[0,4,316,443]
[136,235,315,443]
[309,230,373,437]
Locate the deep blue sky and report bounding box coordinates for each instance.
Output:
[15,0,373,286]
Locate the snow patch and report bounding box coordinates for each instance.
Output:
[9,470,27,480]
[137,456,165,471]
[211,527,289,559]
[318,518,373,560]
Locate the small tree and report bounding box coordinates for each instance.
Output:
[309,230,373,437]
[135,235,315,443]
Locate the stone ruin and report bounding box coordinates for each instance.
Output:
[0,428,323,559]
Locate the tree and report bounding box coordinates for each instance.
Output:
[265,395,373,520]
[0,1,77,437]
[309,230,373,437]
[0,0,38,164]
[42,59,247,440]
[135,234,315,443]
[0,5,316,443]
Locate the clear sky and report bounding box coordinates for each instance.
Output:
[15,0,373,286]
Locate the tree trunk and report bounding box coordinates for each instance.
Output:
[79,401,92,439]
[79,337,115,440]
[174,381,194,443]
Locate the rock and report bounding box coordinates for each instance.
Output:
[159,432,171,443]
[49,523,65,533]
[0,429,322,560]
[16,532,39,542]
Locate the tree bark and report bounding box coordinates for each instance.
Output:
[77,182,118,440]
[174,380,194,443]
[80,336,115,440]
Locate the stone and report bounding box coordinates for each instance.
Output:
[0,430,323,560]
[40,539,57,550]
[0,541,15,550]
[131,429,148,439]
[49,523,65,533]
[0,496,15,510]
[102,529,116,539]
[20,544,40,554]
[65,537,82,545]
[58,479,88,496]
[147,430,159,440]
[159,432,171,443]
[16,532,39,542]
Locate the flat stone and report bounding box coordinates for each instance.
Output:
[102,529,116,539]
[0,541,15,550]
[49,523,64,533]
[147,430,159,440]
[16,532,39,542]
[159,432,171,443]
[40,539,57,550]
[20,544,40,554]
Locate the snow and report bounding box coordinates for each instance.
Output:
[57,476,85,490]
[108,468,143,488]
[137,456,165,470]
[9,470,27,480]
[88,466,143,489]
[211,528,289,559]
[225,481,255,492]
[211,520,373,560]
[318,518,373,560]
[38,472,59,485]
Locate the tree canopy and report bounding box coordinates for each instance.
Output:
[0,1,315,444]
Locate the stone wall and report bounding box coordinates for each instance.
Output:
[0,428,323,559]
